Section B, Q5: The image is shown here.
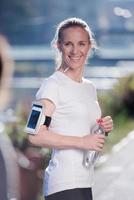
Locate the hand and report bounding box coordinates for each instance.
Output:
[101,116,113,134]
[82,134,105,152]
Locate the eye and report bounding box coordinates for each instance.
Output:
[64,42,70,46]
[79,42,86,46]
[64,42,72,46]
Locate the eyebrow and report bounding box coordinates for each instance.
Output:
[63,40,87,43]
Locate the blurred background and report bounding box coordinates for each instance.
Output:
[0,0,134,101]
[0,0,134,199]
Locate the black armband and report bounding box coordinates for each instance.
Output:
[43,116,52,127]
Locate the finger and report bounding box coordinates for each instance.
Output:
[102,122,113,131]
[102,116,112,123]
[97,143,104,149]
[98,139,105,145]
[96,146,103,152]
[105,125,113,131]
[104,115,112,120]
[102,119,113,126]
[97,134,105,139]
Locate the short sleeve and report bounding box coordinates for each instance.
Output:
[36,77,59,106]
[86,79,98,101]
[92,83,98,101]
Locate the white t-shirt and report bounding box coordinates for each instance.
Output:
[36,71,101,196]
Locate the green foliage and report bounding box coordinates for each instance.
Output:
[103,114,134,153]
[98,73,134,153]
[99,73,134,118]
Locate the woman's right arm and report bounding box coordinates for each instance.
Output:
[28,99,105,151]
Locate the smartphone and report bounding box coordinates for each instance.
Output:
[25,102,44,134]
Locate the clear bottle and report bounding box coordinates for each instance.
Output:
[83,121,105,168]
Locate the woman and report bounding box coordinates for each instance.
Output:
[28,18,113,200]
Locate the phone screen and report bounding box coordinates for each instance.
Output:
[27,109,41,129]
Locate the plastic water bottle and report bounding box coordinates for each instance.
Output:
[83,119,105,168]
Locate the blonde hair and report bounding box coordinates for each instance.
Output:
[51,17,96,68]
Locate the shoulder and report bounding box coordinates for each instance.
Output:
[83,78,96,90]
[42,72,59,86]
[83,78,97,99]
[36,72,59,103]
[37,72,59,93]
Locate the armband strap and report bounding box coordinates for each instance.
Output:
[43,116,52,127]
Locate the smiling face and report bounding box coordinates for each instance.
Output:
[57,26,91,70]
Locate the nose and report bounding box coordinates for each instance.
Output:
[71,45,78,55]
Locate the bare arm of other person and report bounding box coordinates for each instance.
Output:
[28,99,106,151]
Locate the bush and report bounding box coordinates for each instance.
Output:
[98,74,134,153]
[98,73,134,118]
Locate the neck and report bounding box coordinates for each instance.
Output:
[59,65,84,83]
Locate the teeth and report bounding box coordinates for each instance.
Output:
[70,56,81,60]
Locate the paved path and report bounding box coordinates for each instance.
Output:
[93,130,134,200]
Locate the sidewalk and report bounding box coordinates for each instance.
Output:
[93,130,134,200]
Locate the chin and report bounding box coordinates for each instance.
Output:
[72,62,84,68]
[64,60,84,69]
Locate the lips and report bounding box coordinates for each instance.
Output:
[69,56,82,62]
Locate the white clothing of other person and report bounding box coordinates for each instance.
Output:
[28,18,113,200]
